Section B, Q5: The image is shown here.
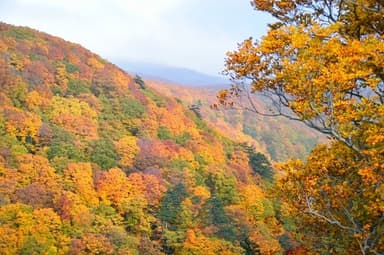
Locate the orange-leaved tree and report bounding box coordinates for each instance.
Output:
[219,0,383,254]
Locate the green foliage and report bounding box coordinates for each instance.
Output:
[47,140,86,159]
[20,236,56,255]
[0,114,5,135]
[134,75,145,89]
[157,126,172,140]
[8,82,28,108]
[220,137,237,159]
[206,173,239,206]
[64,61,79,73]
[192,114,209,131]
[98,94,116,120]
[142,89,166,107]
[261,199,275,218]
[0,134,28,167]
[120,97,146,119]
[46,126,87,165]
[107,227,139,252]
[67,79,90,95]
[159,183,188,228]
[202,197,238,242]
[90,138,118,170]
[158,127,191,146]
[174,132,191,146]
[50,85,64,96]
[98,95,139,139]
[248,151,273,180]
[162,230,186,254]
[29,53,42,61]
[6,27,36,40]
[94,203,118,217]
[206,197,229,225]
[193,155,205,169]
[168,159,190,170]
[217,225,238,242]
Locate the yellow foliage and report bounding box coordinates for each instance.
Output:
[3,106,42,150]
[16,154,58,187]
[192,185,211,202]
[248,230,281,255]
[179,230,241,255]
[47,96,98,138]
[9,52,24,71]
[96,167,135,208]
[25,90,47,111]
[55,62,68,88]
[0,204,69,254]
[115,136,139,168]
[113,69,131,92]
[87,56,104,69]
[63,162,99,207]
[222,4,384,251]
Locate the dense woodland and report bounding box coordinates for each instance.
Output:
[0,22,289,254]
[0,0,383,254]
[147,81,323,162]
[219,0,383,254]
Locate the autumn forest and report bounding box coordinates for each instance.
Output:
[0,0,383,254]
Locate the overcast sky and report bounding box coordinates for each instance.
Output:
[0,0,273,76]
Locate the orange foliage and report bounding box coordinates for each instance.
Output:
[25,90,49,111]
[180,230,241,255]
[63,163,99,207]
[127,172,166,206]
[228,150,252,183]
[16,154,58,187]
[87,56,104,70]
[0,22,288,254]
[0,204,69,254]
[95,168,134,208]
[69,233,114,255]
[2,107,42,150]
[112,69,131,93]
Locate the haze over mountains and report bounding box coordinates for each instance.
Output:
[114,59,323,161]
[117,61,229,87]
[147,81,323,162]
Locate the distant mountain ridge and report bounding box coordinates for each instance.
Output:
[148,81,324,161]
[116,61,229,87]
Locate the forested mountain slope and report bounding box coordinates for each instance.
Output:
[147,81,323,161]
[0,22,292,254]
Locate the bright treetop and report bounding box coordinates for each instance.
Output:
[219,0,383,254]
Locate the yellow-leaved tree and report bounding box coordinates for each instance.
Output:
[219,1,383,254]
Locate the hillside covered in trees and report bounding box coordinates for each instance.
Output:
[147,81,323,161]
[219,0,384,254]
[0,22,294,254]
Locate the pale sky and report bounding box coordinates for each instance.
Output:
[0,0,273,76]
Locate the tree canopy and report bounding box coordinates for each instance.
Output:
[0,22,286,254]
[219,0,383,254]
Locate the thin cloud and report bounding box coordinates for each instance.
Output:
[0,0,272,75]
